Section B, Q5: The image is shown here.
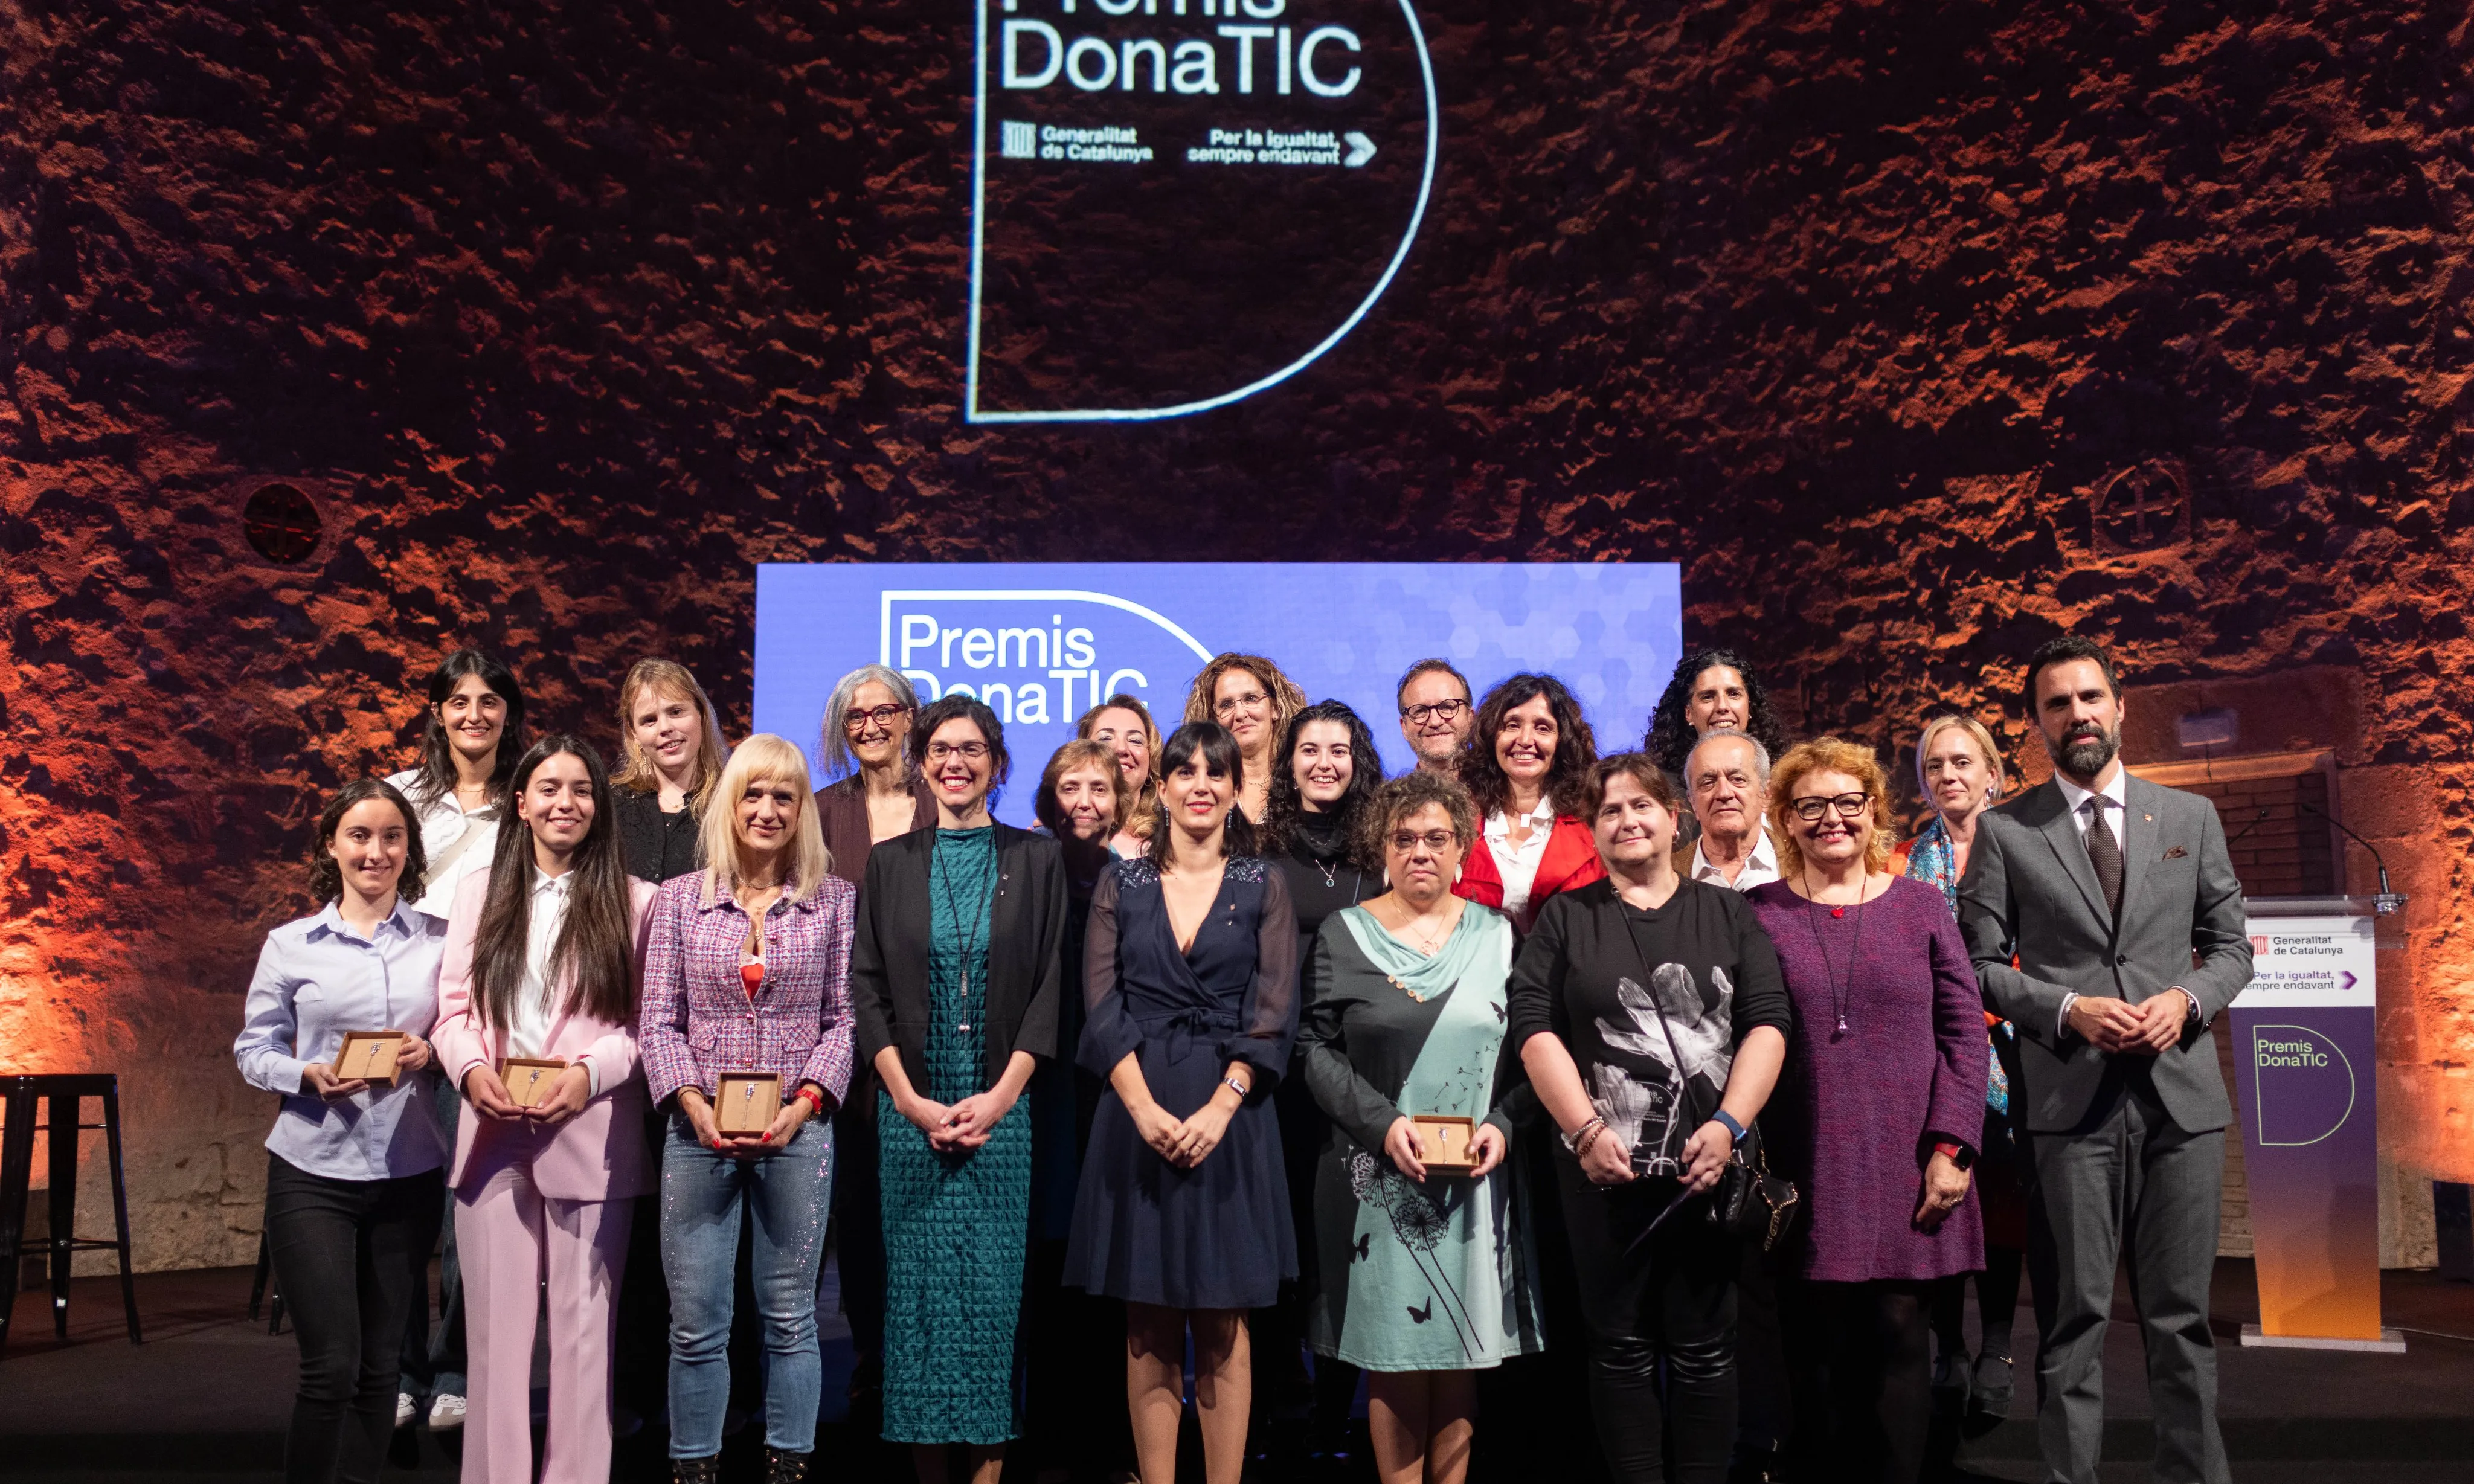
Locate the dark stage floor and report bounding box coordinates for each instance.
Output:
[2,1259,2467,1482]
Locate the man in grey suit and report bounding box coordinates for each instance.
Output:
[1958,636,2252,1484]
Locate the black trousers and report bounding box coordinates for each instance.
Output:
[263,1154,445,1484]
[1555,1157,1740,1484]
[1781,1279,1933,1484]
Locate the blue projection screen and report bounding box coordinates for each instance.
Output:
[753,563,1682,828]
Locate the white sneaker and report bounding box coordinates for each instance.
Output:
[395,1393,415,1428]
[429,1393,467,1431]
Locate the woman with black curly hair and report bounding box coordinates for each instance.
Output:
[1256,699,1387,1450]
[1299,769,1540,1484]
[1640,650,1791,808]
[1453,673,1606,932]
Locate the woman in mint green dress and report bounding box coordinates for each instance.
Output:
[1299,773,1541,1484]
[850,697,1070,1484]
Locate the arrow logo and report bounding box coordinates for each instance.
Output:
[1344,131,1377,168]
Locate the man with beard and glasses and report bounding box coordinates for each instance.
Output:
[1956,636,2252,1484]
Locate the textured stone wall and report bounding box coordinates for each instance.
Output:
[3,1,2469,1269]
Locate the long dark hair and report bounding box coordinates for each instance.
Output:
[308,779,429,906]
[1641,647,1788,776]
[1145,721,1259,866]
[1258,700,1383,861]
[406,649,529,809]
[467,736,637,1032]
[1457,672,1598,821]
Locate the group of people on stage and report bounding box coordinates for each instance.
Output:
[234,631,2252,1484]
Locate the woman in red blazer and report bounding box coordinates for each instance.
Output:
[1451,673,1605,931]
[431,736,657,1484]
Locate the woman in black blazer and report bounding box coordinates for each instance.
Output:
[847,695,1070,1481]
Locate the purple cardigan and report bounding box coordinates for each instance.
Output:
[1747,876,1985,1283]
[637,872,858,1114]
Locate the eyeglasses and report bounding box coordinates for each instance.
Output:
[924,740,990,762]
[1400,699,1470,725]
[842,703,910,734]
[1788,792,1872,823]
[1389,830,1458,853]
[1212,691,1270,718]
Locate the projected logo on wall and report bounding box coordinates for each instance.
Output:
[754,563,1682,829]
[965,0,1439,423]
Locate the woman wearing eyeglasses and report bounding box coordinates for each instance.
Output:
[1182,653,1308,826]
[851,696,1068,1482]
[1299,770,1538,1484]
[811,663,937,1412]
[1744,739,1984,1484]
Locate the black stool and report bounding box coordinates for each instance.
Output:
[0,1073,141,1354]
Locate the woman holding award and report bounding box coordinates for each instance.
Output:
[639,735,857,1484]
[429,737,657,1484]
[1298,771,1540,1484]
[234,778,448,1484]
[850,696,1070,1482]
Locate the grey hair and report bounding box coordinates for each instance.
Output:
[1686,726,1772,785]
[820,664,921,779]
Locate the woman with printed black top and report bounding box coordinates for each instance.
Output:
[1508,753,1791,1484]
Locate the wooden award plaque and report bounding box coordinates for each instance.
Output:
[1412,1114,1480,1174]
[333,1031,403,1087]
[500,1058,568,1109]
[715,1073,782,1137]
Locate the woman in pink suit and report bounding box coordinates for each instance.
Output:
[431,735,657,1484]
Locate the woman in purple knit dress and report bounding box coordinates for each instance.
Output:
[1744,738,1984,1484]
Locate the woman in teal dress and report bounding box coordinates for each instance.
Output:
[850,696,1071,1484]
[1300,771,1541,1484]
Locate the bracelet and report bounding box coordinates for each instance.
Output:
[1711,1109,1747,1143]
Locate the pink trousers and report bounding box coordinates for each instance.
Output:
[454,1159,632,1484]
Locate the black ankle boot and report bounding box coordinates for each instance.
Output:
[765,1447,812,1484]
[671,1457,721,1484]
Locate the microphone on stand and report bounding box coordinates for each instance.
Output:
[2294,798,2408,916]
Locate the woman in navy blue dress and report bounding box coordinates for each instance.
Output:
[1064,721,1300,1484]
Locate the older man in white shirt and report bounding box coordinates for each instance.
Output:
[1676,728,1781,891]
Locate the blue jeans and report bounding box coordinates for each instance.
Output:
[659,1113,834,1457]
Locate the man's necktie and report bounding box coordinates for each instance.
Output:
[2083,795,2124,920]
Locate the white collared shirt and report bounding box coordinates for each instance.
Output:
[506,870,602,1093]
[385,768,503,920]
[2052,766,2127,855]
[1484,797,1558,921]
[1688,822,1781,893]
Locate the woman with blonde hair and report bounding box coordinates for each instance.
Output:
[1891,712,2026,1425]
[1078,696,1160,858]
[1743,739,1983,1484]
[611,659,731,886]
[1181,654,1309,826]
[639,734,858,1484]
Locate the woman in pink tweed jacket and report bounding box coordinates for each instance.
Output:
[635,734,856,1484]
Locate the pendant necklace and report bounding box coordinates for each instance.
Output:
[934,832,997,1034]
[1804,873,1870,1037]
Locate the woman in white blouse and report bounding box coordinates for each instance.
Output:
[385,649,530,919]
[1451,673,1607,930]
[429,736,655,1484]
[234,778,449,1484]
